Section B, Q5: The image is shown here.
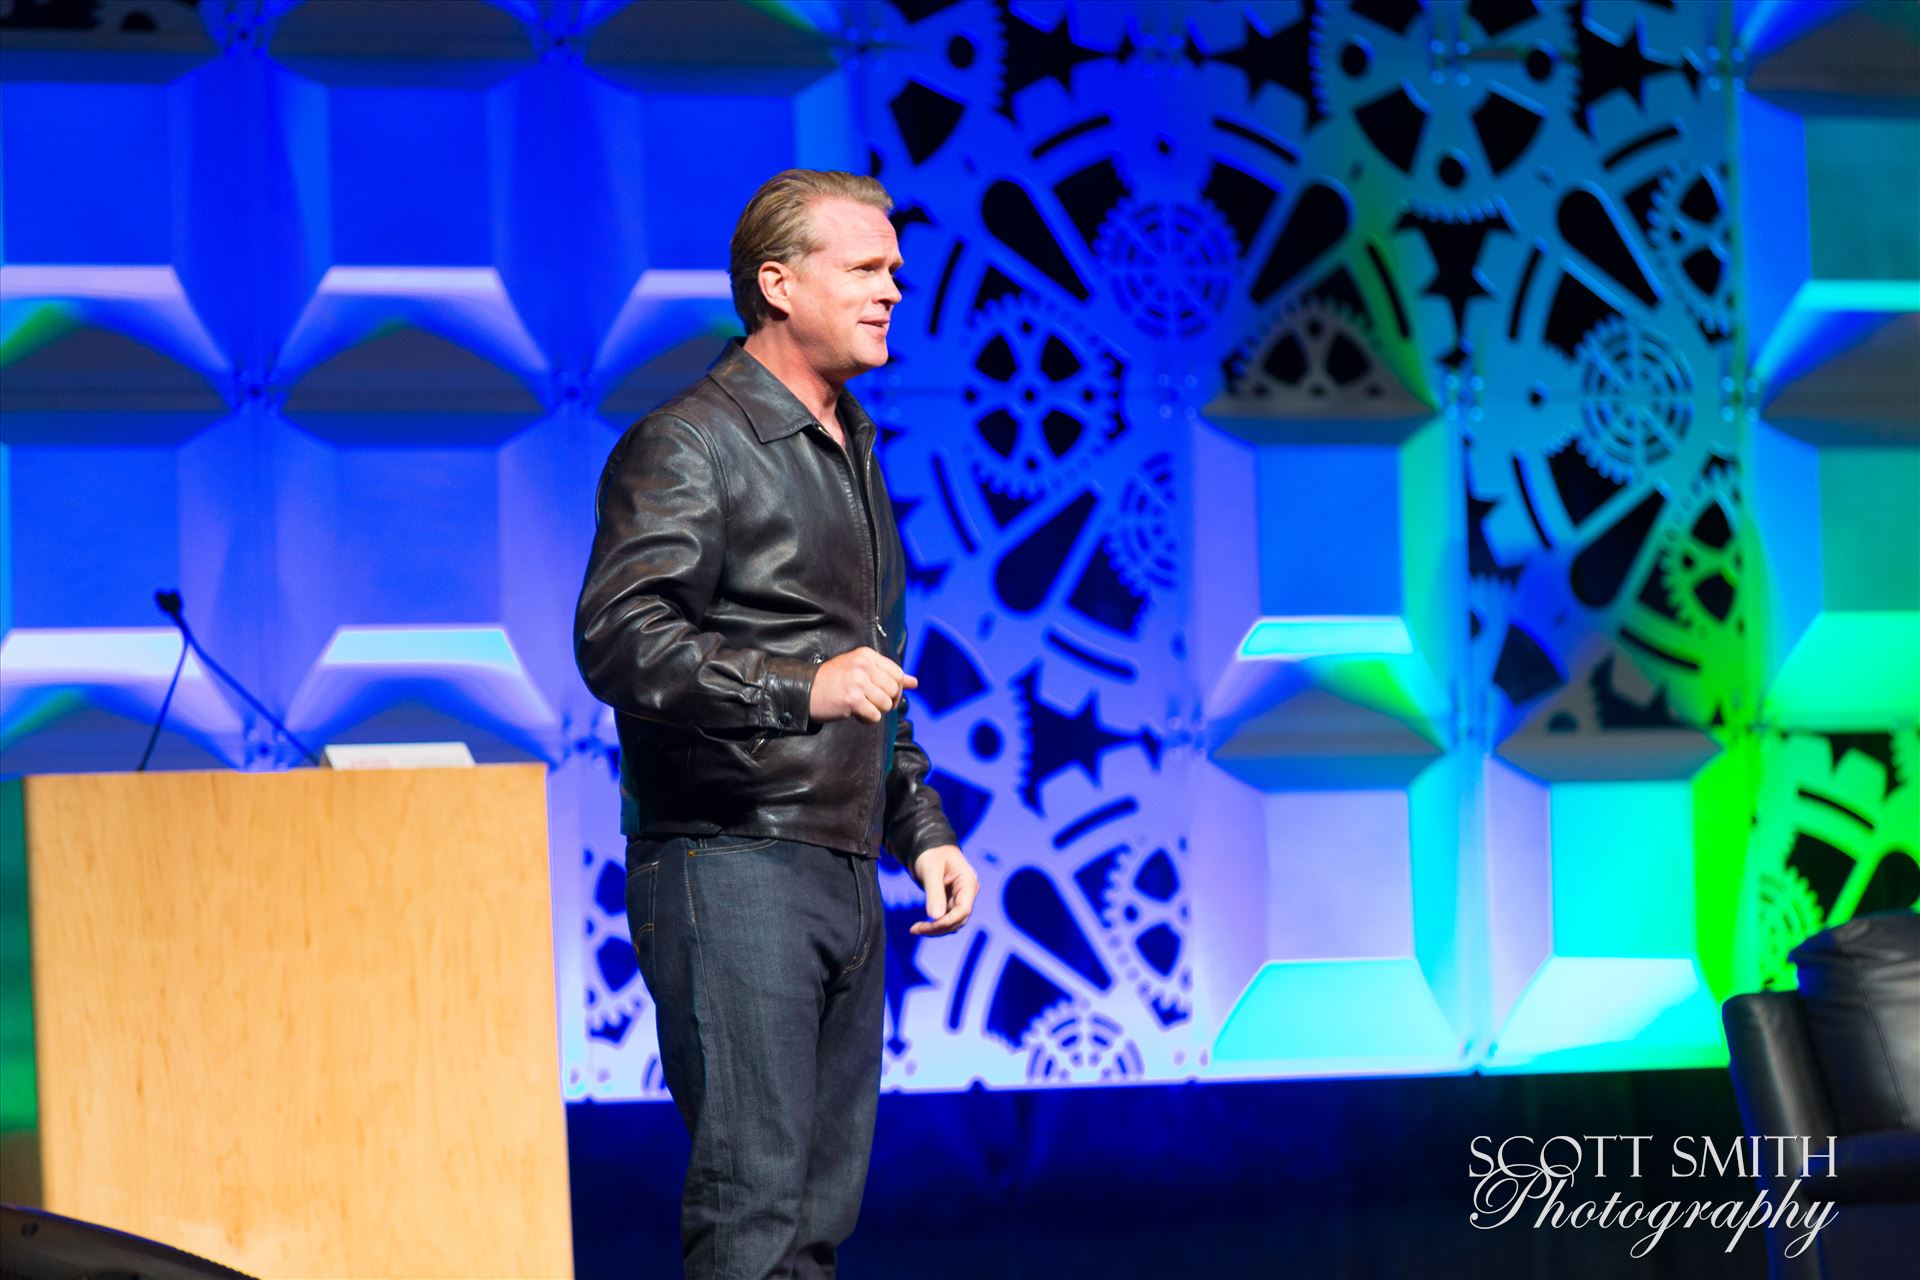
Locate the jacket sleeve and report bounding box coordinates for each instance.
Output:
[574,412,817,733]
[883,621,960,876]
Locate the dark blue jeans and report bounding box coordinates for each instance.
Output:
[625,832,885,1280]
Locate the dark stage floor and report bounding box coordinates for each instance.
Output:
[568,1068,1771,1279]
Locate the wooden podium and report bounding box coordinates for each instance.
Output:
[6,765,573,1278]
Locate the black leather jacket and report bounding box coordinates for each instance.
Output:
[574,337,956,874]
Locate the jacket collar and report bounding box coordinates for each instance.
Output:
[706,336,875,456]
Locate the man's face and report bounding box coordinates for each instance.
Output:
[772,197,903,380]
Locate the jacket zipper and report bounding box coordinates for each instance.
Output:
[862,451,887,653]
[811,422,882,641]
[811,420,886,842]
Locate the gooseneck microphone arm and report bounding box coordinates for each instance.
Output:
[137,589,323,770]
[136,613,191,773]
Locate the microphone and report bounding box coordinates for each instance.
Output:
[137,589,322,771]
[136,591,189,772]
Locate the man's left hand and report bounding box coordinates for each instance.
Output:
[908,844,977,936]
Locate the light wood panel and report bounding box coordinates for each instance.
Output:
[21,765,572,1278]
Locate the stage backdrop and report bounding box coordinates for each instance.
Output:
[1,0,1914,1112]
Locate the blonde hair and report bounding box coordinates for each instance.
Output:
[729,169,894,332]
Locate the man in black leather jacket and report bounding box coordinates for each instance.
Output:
[574,169,978,1279]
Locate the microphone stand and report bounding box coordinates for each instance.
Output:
[137,589,322,771]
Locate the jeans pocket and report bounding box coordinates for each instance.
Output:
[687,833,778,855]
[626,859,659,991]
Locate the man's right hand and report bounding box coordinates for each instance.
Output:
[809,646,917,724]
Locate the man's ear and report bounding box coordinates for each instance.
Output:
[758,260,794,321]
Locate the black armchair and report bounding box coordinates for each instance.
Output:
[1722,910,1920,1280]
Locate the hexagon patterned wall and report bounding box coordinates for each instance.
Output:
[1,0,1914,1102]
